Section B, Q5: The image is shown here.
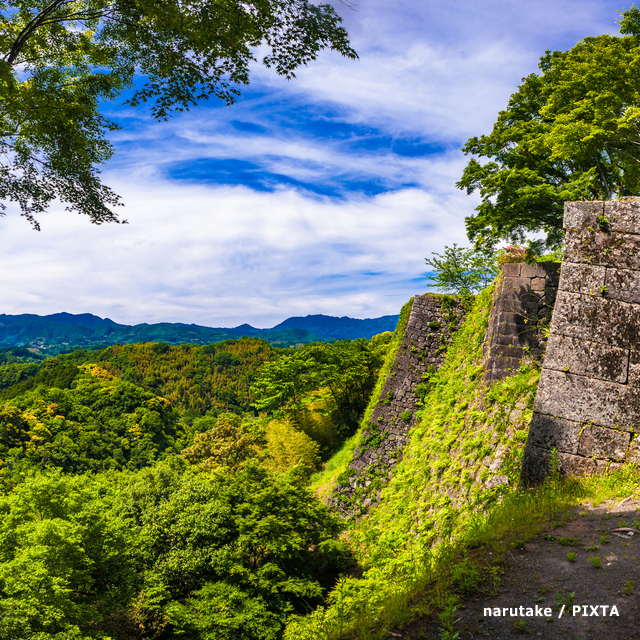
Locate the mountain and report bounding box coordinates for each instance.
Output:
[270,314,400,340]
[0,311,399,355]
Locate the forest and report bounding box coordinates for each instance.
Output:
[0,331,394,639]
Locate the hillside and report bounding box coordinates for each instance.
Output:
[0,311,399,355]
[0,337,277,418]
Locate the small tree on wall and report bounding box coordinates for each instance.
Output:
[425,244,498,294]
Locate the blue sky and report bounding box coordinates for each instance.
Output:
[0,0,628,328]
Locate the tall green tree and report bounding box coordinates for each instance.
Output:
[458,7,640,249]
[425,243,497,294]
[0,0,357,228]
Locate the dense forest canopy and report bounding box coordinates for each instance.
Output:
[0,329,393,638]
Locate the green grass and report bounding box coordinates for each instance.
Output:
[310,433,360,501]
[288,465,640,640]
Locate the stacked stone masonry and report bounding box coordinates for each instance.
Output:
[329,293,467,517]
[521,199,640,484]
[483,261,560,383]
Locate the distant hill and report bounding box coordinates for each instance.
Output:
[0,311,399,355]
[271,314,400,340]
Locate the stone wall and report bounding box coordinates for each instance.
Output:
[483,261,560,383]
[329,293,467,517]
[521,199,640,484]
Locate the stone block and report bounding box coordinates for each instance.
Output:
[526,412,581,454]
[604,200,640,235]
[492,345,526,359]
[628,350,640,386]
[578,424,630,462]
[564,228,640,271]
[563,201,605,231]
[494,333,520,347]
[531,277,546,291]
[604,267,640,305]
[558,262,606,296]
[552,290,640,350]
[523,301,541,314]
[520,263,538,278]
[557,451,598,476]
[543,334,629,383]
[536,261,561,280]
[533,368,635,430]
[625,436,640,464]
[502,263,521,277]
[520,443,552,486]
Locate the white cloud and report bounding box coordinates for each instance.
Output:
[0,178,472,327]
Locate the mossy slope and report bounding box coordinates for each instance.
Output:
[286,287,542,639]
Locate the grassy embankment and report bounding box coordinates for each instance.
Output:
[287,287,640,639]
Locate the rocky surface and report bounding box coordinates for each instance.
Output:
[329,293,467,518]
[522,199,640,484]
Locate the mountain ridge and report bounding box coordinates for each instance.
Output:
[0,311,399,355]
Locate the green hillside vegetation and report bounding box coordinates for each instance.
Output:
[0,363,183,490]
[0,338,276,418]
[0,332,396,639]
[0,462,347,640]
[86,338,275,417]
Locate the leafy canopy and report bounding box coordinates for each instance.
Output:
[457,7,640,249]
[0,0,357,228]
[425,244,497,294]
[252,338,387,439]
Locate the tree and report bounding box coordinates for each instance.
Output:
[425,243,497,294]
[252,338,386,438]
[457,8,640,249]
[0,0,357,228]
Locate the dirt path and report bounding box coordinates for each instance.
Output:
[396,498,640,640]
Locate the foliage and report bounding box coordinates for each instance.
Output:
[0,364,182,489]
[113,460,344,639]
[0,347,43,365]
[0,338,276,417]
[91,339,275,416]
[253,337,390,440]
[0,0,356,227]
[264,417,321,476]
[0,471,134,635]
[458,8,640,249]
[181,412,262,471]
[425,244,498,294]
[0,458,347,639]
